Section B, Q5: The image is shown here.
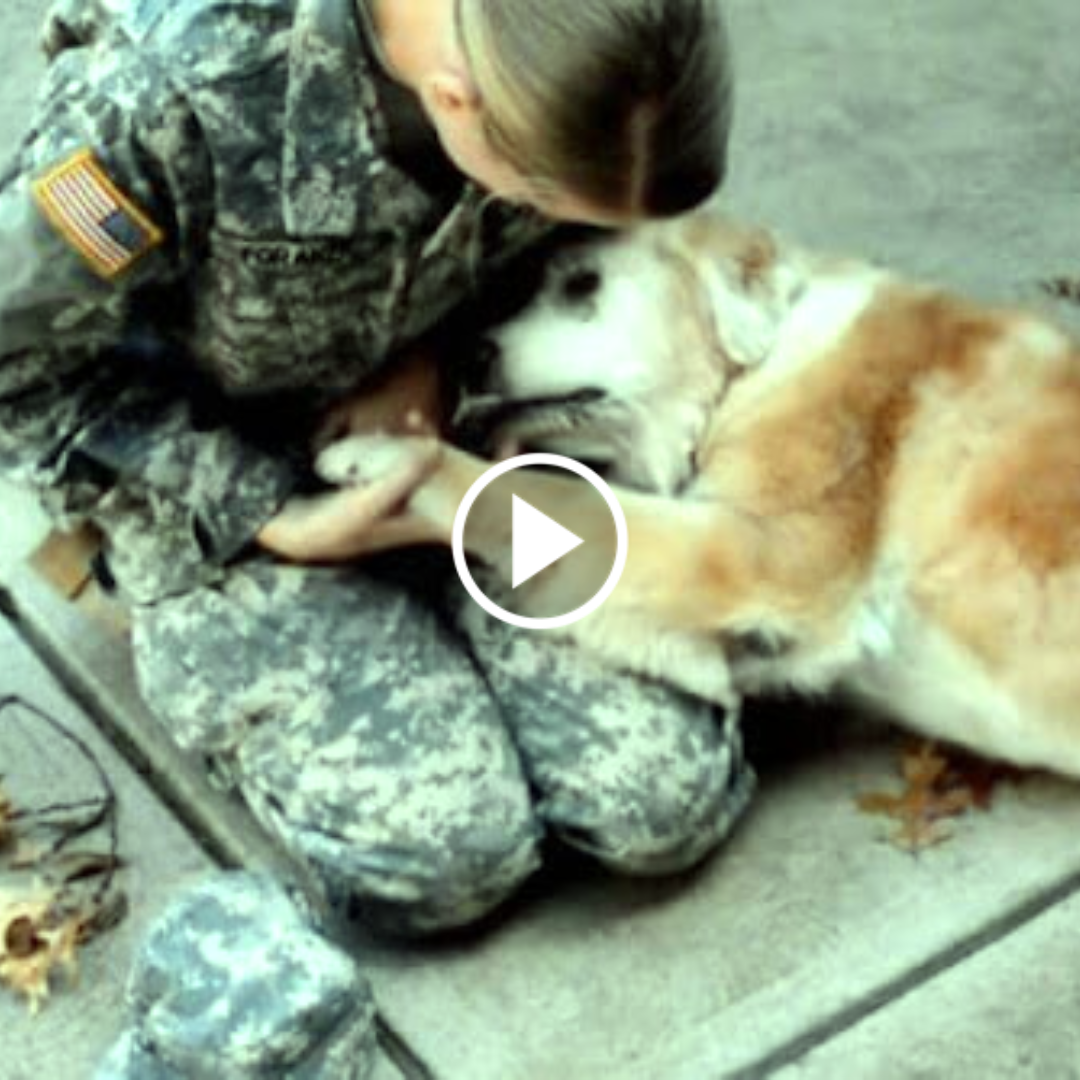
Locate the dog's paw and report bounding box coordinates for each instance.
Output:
[315,434,432,488]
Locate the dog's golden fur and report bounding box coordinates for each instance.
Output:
[319,210,1080,776]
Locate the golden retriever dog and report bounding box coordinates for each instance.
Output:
[318,209,1080,777]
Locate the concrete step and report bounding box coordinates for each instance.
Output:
[9,543,1080,1080]
[776,890,1080,1080]
[0,611,214,1079]
[341,722,1080,1080]
[0,590,417,1080]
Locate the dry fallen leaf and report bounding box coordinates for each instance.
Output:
[945,752,1027,811]
[1,892,60,1014]
[0,700,127,1014]
[856,741,1022,852]
[0,889,91,1014]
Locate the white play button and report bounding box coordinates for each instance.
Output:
[452,452,628,630]
[511,494,584,588]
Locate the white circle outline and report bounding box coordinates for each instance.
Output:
[451,453,628,630]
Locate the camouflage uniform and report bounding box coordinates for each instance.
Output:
[0,0,754,942]
[95,873,380,1079]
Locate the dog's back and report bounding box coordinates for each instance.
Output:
[881,293,1080,769]
[695,261,1080,772]
[317,208,1080,777]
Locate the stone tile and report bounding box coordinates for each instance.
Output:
[776,890,1080,1080]
[348,722,1080,1080]
[723,0,1080,332]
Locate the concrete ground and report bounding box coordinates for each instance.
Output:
[2,1,1080,1078]
[0,615,214,1079]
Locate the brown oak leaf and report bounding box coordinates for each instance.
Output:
[856,741,1021,852]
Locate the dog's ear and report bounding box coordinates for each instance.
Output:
[700,258,781,369]
[659,213,792,369]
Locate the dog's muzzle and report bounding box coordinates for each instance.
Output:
[452,387,610,455]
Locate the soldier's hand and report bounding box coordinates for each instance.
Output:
[313,344,443,453]
[256,441,441,562]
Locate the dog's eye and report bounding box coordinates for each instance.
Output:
[560,269,601,304]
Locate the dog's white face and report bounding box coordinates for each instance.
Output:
[461,226,734,494]
[491,234,682,407]
[456,212,797,494]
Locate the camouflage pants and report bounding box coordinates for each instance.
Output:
[131,553,754,935]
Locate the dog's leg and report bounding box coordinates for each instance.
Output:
[413,444,759,617]
[320,436,774,636]
[568,609,742,711]
[319,435,782,707]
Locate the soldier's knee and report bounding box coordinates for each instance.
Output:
[358,821,543,936]
[279,795,544,938]
[558,745,755,878]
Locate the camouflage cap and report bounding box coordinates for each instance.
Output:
[94,872,378,1080]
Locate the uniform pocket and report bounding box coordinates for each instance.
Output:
[196,230,395,392]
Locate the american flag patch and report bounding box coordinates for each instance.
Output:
[32,148,164,279]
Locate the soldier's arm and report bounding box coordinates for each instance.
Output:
[0,43,296,601]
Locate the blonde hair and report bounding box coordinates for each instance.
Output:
[455,0,733,217]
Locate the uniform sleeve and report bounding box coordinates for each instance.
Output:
[0,42,296,602]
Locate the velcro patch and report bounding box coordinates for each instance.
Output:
[32,148,164,279]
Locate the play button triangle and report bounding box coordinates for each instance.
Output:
[512,494,584,588]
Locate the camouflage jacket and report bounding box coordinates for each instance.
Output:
[0,0,550,601]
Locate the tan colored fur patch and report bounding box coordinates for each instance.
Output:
[356,211,1080,775]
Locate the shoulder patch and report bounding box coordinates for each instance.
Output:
[32,149,164,280]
